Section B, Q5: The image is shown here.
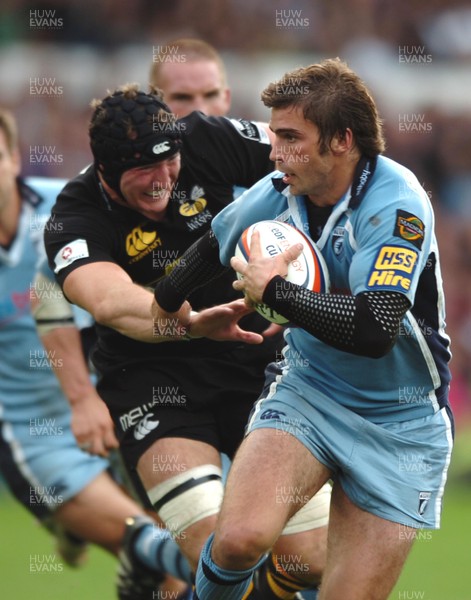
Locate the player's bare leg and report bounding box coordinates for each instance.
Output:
[138,437,223,572]
[54,470,144,554]
[318,482,415,600]
[56,469,191,597]
[246,526,327,599]
[212,429,330,569]
[191,429,331,599]
[271,526,327,587]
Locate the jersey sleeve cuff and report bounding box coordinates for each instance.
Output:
[153,278,186,313]
[262,275,296,311]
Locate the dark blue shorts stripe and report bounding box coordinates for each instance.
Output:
[0,420,50,520]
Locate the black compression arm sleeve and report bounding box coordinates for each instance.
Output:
[154,229,229,312]
[263,277,411,358]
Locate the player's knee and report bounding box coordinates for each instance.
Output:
[215,524,273,567]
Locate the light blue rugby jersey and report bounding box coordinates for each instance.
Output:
[0,177,73,421]
[212,156,452,422]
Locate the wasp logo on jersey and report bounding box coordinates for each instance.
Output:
[126,225,162,263]
[178,185,208,217]
[367,245,418,291]
[394,209,425,250]
[177,185,213,231]
[179,197,208,217]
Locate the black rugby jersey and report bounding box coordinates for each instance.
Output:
[45,112,278,369]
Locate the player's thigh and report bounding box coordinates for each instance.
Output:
[137,436,222,487]
[216,428,330,552]
[319,481,415,600]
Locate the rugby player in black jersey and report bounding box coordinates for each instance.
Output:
[45,85,330,599]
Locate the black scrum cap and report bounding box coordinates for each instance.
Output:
[89,88,182,194]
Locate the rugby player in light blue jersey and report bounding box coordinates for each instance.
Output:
[152,59,453,600]
[0,108,193,599]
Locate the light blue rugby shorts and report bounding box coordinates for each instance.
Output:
[247,362,453,529]
[0,403,108,518]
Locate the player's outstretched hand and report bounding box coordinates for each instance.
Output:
[189,299,264,343]
[151,298,263,343]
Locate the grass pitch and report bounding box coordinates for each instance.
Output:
[1,491,117,599]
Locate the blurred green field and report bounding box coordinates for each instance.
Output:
[0,492,117,599]
[2,426,470,600]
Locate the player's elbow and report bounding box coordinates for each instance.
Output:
[92,297,119,328]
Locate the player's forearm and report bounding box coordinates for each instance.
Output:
[91,282,196,343]
[32,274,97,401]
[263,278,410,358]
[62,266,169,343]
[92,285,165,343]
[41,326,97,405]
[154,229,227,312]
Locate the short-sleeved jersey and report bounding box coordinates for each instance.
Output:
[0,177,69,422]
[44,112,275,371]
[212,155,452,422]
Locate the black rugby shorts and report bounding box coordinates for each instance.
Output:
[97,343,275,468]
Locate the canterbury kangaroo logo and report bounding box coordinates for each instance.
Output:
[134,413,160,441]
[260,409,287,420]
[126,226,157,256]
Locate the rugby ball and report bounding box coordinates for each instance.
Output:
[234,220,329,324]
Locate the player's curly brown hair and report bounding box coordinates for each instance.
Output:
[261,58,385,157]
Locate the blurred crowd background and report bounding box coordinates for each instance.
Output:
[1,0,470,425]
